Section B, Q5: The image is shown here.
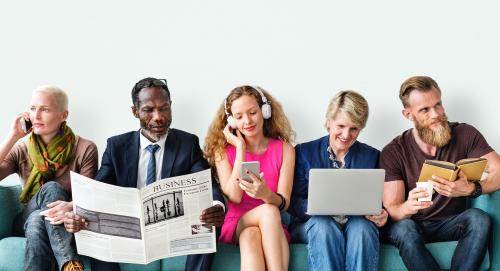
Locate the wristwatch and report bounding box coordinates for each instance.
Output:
[470,181,483,198]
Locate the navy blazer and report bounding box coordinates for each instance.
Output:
[95,128,224,203]
[289,135,380,222]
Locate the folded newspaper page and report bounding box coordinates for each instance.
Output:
[70,169,216,264]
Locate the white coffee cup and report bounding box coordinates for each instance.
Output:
[416,181,434,202]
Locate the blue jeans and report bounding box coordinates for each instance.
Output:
[383,208,491,271]
[291,216,379,271]
[22,181,80,271]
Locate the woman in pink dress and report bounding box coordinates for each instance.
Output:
[204,85,295,271]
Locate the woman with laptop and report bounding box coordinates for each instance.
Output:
[288,90,388,271]
[204,85,295,271]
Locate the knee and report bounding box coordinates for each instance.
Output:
[38,181,70,203]
[465,208,491,233]
[24,212,45,239]
[388,219,421,242]
[348,217,377,231]
[306,216,341,238]
[239,227,262,246]
[258,203,281,221]
[40,181,64,193]
[347,217,378,240]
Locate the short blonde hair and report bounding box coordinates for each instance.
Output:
[325,90,369,130]
[33,85,68,112]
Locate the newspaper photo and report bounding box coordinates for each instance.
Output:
[70,169,216,264]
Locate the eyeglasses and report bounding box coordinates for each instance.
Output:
[135,78,168,90]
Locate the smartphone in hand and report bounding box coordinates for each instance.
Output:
[240,161,260,183]
[20,118,32,133]
[229,127,237,136]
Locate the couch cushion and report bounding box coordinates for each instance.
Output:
[120,261,161,271]
[380,242,490,271]
[0,185,23,239]
[0,236,94,271]
[211,243,240,270]
[472,192,500,269]
[212,243,307,271]
[212,241,490,271]
[289,244,308,271]
[0,237,25,271]
[160,256,186,271]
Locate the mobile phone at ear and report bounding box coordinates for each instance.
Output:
[20,119,32,133]
[240,161,260,183]
[229,127,245,138]
[229,127,237,136]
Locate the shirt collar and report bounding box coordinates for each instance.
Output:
[139,129,168,151]
[326,145,342,168]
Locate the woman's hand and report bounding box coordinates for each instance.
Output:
[237,170,272,200]
[10,113,31,140]
[366,209,388,227]
[222,124,245,149]
[40,200,74,225]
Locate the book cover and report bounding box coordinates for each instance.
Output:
[457,158,488,181]
[417,158,487,182]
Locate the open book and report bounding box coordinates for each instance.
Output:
[418,158,487,182]
[70,169,216,264]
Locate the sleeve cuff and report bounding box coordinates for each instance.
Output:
[213,200,225,213]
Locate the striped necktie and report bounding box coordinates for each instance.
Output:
[146,144,160,185]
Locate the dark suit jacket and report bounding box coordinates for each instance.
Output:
[91,129,224,271]
[96,128,224,203]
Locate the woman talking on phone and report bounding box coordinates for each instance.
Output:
[204,86,295,271]
[0,86,98,271]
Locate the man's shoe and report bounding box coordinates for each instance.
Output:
[63,260,84,271]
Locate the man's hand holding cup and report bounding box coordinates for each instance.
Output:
[416,181,434,202]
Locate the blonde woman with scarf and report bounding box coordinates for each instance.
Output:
[0,86,98,271]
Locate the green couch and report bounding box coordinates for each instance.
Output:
[1,184,498,270]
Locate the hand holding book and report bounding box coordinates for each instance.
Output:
[428,170,476,198]
[417,158,486,199]
[418,158,487,182]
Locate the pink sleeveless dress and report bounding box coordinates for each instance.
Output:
[219,138,291,244]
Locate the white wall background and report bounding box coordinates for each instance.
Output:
[1,1,499,184]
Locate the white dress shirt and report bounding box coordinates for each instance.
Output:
[136,129,225,211]
[137,130,168,189]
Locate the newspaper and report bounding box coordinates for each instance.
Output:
[70,169,216,264]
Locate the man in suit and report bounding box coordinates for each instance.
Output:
[64,77,225,271]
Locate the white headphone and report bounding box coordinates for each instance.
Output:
[224,86,272,129]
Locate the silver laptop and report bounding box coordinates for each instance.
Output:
[306,169,385,215]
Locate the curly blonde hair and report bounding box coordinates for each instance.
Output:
[204,85,295,167]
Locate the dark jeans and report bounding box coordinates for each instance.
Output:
[20,181,79,271]
[383,208,491,271]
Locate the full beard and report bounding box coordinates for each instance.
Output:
[415,117,451,148]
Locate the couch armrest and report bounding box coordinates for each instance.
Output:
[471,189,500,270]
[0,185,23,239]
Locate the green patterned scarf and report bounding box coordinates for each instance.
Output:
[20,122,75,203]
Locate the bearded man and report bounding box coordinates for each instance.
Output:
[379,76,500,271]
